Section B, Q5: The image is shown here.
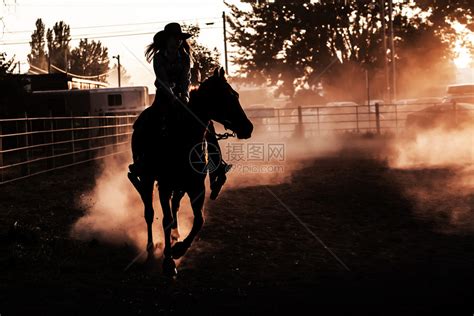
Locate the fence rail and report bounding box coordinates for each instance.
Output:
[1,101,472,184]
[247,102,473,138]
[0,114,136,184]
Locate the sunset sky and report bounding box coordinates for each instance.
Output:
[1,0,472,90]
[0,0,235,90]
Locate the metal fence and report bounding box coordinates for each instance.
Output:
[247,102,474,138]
[0,114,135,184]
[1,101,472,184]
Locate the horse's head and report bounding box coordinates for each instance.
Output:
[195,68,253,139]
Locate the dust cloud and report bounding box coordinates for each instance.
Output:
[389,125,474,233]
[70,105,473,251]
[216,126,343,190]
[70,125,343,252]
[71,153,195,254]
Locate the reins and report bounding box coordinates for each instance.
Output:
[214,131,236,140]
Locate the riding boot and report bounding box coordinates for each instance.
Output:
[128,158,145,194]
[210,161,232,200]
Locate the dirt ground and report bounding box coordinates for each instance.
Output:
[1,135,474,315]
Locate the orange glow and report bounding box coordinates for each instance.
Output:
[450,21,474,69]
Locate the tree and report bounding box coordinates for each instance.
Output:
[0,52,15,75]
[192,46,221,84]
[27,18,48,72]
[227,1,382,99]
[46,21,71,73]
[182,24,221,85]
[27,20,113,80]
[227,0,466,100]
[69,39,110,82]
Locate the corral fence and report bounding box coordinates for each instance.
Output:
[0,114,135,185]
[1,101,471,184]
[248,102,472,138]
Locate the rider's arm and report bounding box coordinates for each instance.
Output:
[176,53,191,102]
[153,53,175,99]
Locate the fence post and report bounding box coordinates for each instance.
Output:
[356,106,360,133]
[375,102,381,135]
[295,106,304,138]
[115,116,119,148]
[71,112,76,163]
[24,112,30,176]
[0,122,3,183]
[50,111,55,168]
[129,115,134,143]
[277,109,281,138]
[87,113,92,160]
[317,107,321,136]
[395,101,398,133]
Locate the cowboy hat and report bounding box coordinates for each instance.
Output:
[153,22,192,44]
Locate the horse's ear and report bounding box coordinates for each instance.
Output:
[219,67,226,78]
[213,68,219,77]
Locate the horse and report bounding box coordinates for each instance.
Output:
[128,68,253,276]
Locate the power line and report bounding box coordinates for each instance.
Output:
[10,1,216,7]
[0,26,223,46]
[120,42,153,76]
[4,17,221,34]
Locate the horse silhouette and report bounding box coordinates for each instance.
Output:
[128,68,253,276]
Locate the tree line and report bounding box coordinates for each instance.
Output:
[25,19,220,85]
[227,0,473,102]
[27,19,115,82]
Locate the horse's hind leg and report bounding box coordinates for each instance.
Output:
[171,185,205,259]
[171,190,186,242]
[141,176,155,252]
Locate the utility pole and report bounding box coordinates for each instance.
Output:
[366,69,370,109]
[388,0,396,101]
[65,50,68,76]
[381,0,390,103]
[48,44,51,74]
[17,61,21,74]
[113,55,121,87]
[222,11,229,75]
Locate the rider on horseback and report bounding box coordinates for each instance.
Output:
[129,22,231,199]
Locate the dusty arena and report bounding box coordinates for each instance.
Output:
[1,130,473,315]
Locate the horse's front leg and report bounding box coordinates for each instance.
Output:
[141,176,156,253]
[171,184,205,259]
[171,190,186,242]
[159,186,177,276]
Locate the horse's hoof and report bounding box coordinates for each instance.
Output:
[171,228,180,241]
[162,257,177,277]
[171,241,190,259]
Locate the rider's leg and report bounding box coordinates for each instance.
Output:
[158,185,174,258]
[206,131,232,200]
